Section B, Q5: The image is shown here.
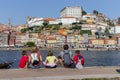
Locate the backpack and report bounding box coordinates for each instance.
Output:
[31,53,39,66]
[76,55,83,69]
[63,51,72,67]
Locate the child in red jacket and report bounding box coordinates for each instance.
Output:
[73,50,85,67]
[18,50,28,69]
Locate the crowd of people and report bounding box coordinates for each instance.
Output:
[18,44,85,69]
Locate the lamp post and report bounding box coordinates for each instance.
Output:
[65,35,67,44]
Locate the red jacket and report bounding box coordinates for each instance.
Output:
[18,55,28,68]
[73,54,84,65]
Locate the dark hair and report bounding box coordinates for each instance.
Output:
[48,51,53,56]
[75,50,80,54]
[63,44,69,50]
[34,45,38,51]
[22,50,27,55]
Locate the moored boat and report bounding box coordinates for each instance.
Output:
[0,62,14,69]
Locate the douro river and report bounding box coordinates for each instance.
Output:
[0,50,120,69]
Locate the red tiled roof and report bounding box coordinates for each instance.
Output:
[43,18,56,21]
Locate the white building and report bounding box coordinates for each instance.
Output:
[110,25,120,34]
[82,14,97,23]
[82,14,96,20]
[43,18,59,25]
[60,16,78,25]
[60,6,82,18]
[27,17,60,27]
[82,24,97,31]
[27,18,44,27]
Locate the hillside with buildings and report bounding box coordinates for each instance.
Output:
[0,6,120,49]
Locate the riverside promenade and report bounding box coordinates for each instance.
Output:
[0,66,120,80]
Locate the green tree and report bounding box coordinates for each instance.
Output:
[21,27,30,33]
[53,25,60,30]
[108,21,115,27]
[26,41,35,47]
[58,22,62,25]
[71,25,81,32]
[43,22,48,26]
[72,22,77,25]
[104,28,110,35]
[80,30,92,35]
[79,20,86,24]
[93,10,98,15]
[82,10,87,16]
[21,28,26,33]
[28,27,33,32]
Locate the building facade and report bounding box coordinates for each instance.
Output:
[60,6,82,18]
[60,16,77,25]
[0,33,8,47]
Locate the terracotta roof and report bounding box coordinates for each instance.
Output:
[43,18,56,21]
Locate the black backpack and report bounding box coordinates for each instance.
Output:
[63,51,72,66]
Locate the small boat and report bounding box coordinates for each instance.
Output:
[0,62,13,69]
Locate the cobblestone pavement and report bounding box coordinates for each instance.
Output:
[0,66,120,80]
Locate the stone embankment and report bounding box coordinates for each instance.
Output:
[0,66,120,80]
[0,47,120,51]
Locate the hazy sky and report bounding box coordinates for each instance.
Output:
[0,0,120,25]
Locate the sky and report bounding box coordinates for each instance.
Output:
[0,0,120,25]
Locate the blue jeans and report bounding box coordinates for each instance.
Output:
[29,64,41,69]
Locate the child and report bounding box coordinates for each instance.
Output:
[43,51,58,68]
[73,50,85,69]
[18,50,28,69]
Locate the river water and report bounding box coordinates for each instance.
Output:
[0,50,120,69]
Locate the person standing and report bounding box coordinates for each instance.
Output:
[18,50,28,69]
[58,44,75,68]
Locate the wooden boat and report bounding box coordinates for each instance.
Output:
[0,62,13,69]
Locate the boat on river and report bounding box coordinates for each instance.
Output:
[0,62,13,69]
